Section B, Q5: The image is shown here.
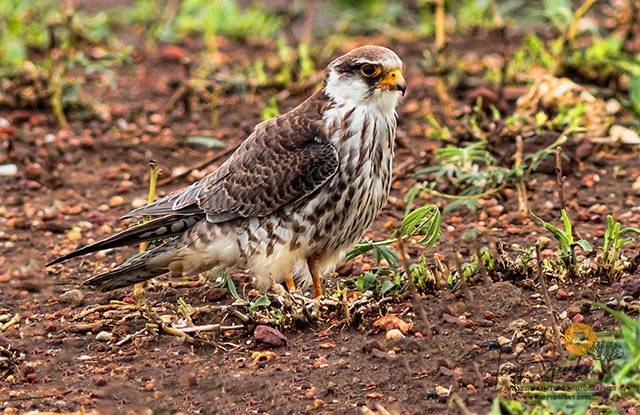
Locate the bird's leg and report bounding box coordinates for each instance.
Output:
[308,258,323,298]
[284,274,297,292]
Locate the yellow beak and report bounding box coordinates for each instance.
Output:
[377,68,406,95]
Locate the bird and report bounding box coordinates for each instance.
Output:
[47,45,406,298]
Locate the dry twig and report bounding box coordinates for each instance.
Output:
[536,244,563,355]
[555,146,566,211]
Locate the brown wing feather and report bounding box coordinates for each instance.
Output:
[124,93,337,223]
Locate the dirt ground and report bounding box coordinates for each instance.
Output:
[1,23,640,415]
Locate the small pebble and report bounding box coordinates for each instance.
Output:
[632,177,640,194]
[109,195,126,207]
[96,331,114,342]
[536,236,552,248]
[385,329,405,340]
[131,198,147,209]
[254,325,287,347]
[497,336,511,346]
[59,289,85,306]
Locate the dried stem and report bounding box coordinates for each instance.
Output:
[134,160,160,303]
[434,0,445,51]
[49,62,68,129]
[453,394,477,415]
[514,135,528,217]
[555,146,566,211]
[536,244,563,355]
[139,160,160,253]
[622,0,639,53]
[0,314,20,332]
[432,0,453,111]
[493,0,508,103]
[397,237,430,339]
[178,323,244,334]
[552,0,598,75]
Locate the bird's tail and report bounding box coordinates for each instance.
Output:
[46,214,203,266]
[82,238,182,291]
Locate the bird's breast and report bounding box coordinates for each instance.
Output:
[295,106,397,254]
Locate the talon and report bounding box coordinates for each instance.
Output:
[312,273,323,298]
[285,274,296,293]
[308,258,324,298]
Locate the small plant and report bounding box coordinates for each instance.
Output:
[346,205,442,295]
[597,215,640,281]
[161,0,281,43]
[411,134,566,213]
[0,1,128,126]
[347,205,441,265]
[344,268,401,296]
[260,97,280,121]
[533,209,592,278]
[219,270,271,313]
[596,305,640,396]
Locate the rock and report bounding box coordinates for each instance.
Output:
[487,205,504,218]
[385,329,405,340]
[566,303,582,318]
[312,357,329,368]
[633,176,640,194]
[253,325,287,347]
[622,279,640,298]
[109,195,126,207]
[497,336,511,346]
[59,289,85,306]
[66,227,82,242]
[0,164,18,176]
[605,98,621,114]
[95,331,114,342]
[131,198,147,209]
[609,125,640,144]
[435,385,451,397]
[556,289,569,300]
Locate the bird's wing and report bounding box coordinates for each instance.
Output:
[123,116,338,223]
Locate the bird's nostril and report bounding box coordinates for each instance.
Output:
[391,73,396,78]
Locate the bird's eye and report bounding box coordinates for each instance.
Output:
[360,64,380,78]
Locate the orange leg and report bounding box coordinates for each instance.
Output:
[308,258,323,298]
[284,274,296,292]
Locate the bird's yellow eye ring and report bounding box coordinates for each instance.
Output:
[360,64,380,78]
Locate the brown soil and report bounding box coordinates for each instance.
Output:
[1,30,639,415]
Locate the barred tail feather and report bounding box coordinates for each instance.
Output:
[83,240,180,291]
[46,214,203,266]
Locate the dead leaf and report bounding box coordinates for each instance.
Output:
[373,315,413,334]
[251,351,276,365]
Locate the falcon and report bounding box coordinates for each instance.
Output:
[47,45,406,298]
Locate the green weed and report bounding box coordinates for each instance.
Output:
[597,215,640,281]
[533,209,592,278]
[219,270,271,313]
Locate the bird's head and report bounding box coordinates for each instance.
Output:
[324,45,405,112]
